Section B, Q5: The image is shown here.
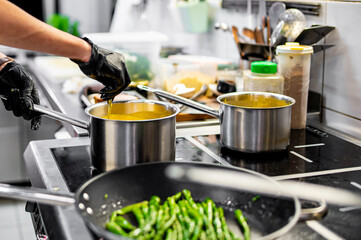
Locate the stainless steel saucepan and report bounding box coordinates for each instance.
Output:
[34,99,180,172]
[138,86,295,152]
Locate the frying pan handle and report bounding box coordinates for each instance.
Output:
[34,104,89,130]
[166,165,361,207]
[138,85,220,118]
[0,183,75,206]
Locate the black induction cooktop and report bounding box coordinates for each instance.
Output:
[42,125,361,240]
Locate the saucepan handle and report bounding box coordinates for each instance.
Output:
[0,94,89,130]
[138,85,220,118]
[34,104,89,130]
[0,183,75,206]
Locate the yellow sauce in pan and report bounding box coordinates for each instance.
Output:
[222,95,290,108]
[101,100,172,121]
[101,110,172,121]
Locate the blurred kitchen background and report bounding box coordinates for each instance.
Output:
[0,0,360,184]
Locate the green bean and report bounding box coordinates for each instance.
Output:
[168,196,183,239]
[170,192,182,201]
[150,195,161,206]
[218,207,232,240]
[154,197,179,240]
[212,203,224,240]
[143,228,156,240]
[114,216,136,231]
[141,204,149,219]
[105,221,128,237]
[187,206,203,240]
[205,198,214,223]
[144,196,160,232]
[133,206,146,229]
[182,189,198,209]
[199,230,207,240]
[168,197,178,214]
[165,228,176,240]
[154,213,176,240]
[179,200,196,235]
[115,201,148,215]
[176,200,190,240]
[173,219,183,240]
[110,211,117,222]
[197,204,216,240]
[196,203,204,214]
[155,205,165,230]
[127,228,142,239]
[230,231,242,240]
[252,195,260,202]
[163,201,171,222]
[235,209,250,240]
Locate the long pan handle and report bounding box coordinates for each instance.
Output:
[0,94,89,130]
[137,85,220,118]
[33,104,89,130]
[166,165,361,207]
[0,183,75,206]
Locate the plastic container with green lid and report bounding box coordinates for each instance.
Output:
[243,61,284,94]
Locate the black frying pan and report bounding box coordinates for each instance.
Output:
[0,162,300,239]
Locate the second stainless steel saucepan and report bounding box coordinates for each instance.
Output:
[34,99,180,172]
[138,85,295,152]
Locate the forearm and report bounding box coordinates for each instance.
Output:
[0,0,91,62]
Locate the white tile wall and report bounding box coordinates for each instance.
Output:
[321,1,361,139]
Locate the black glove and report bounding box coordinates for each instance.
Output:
[0,62,41,130]
[71,37,131,100]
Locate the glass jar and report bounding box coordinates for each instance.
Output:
[243,61,284,94]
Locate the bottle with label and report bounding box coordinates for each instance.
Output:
[243,61,284,94]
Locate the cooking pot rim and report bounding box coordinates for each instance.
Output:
[84,99,180,122]
[216,91,296,110]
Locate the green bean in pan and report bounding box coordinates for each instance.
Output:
[115,201,148,215]
[114,216,136,231]
[235,209,251,240]
[105,189,251,240]
[105,221,128,237]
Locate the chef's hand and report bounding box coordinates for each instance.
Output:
[71,38,131,101]
[0,61,41,130]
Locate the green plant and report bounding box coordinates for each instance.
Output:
[47,14,80,37]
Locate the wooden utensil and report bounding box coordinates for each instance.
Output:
[254,27,265,44]
[243,27,255,40]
